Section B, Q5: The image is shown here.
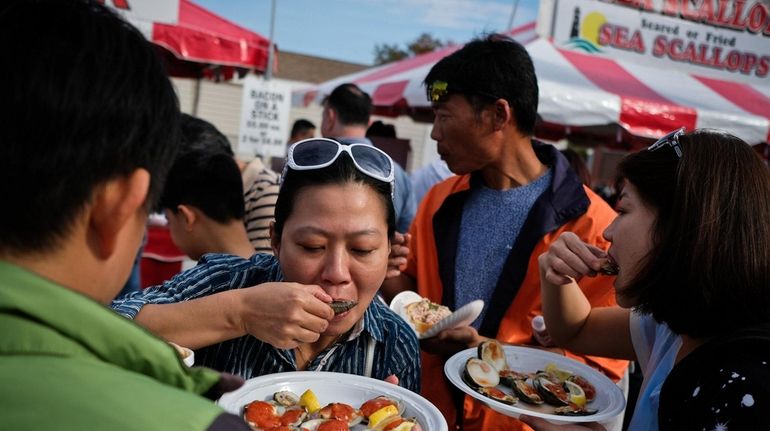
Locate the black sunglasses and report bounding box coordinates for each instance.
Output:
[647,127,685,159]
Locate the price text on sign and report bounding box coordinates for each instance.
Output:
[239,76,291,158]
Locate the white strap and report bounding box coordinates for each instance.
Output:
[313,345,340,371]
[364,334,376,378]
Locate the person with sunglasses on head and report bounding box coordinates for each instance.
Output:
[380,34,628,431]
[321,83,417,233]
[112,138,420,391]
[525,128,770,431]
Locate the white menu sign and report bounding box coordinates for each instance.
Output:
[238,76,292,158]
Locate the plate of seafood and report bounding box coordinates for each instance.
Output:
[390,291,484,339]
[217,371,448,431]
[444,340,625,424]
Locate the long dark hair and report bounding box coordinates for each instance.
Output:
[273,152,396,243]
[618,129,770,337]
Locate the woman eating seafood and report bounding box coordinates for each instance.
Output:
[112,138,420,391]
[524,129,770,430]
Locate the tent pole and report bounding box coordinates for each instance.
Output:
[265,0,276,80]
[192,76,202,116]
[507,0,520,30]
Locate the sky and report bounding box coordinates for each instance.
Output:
[195,0,540,66]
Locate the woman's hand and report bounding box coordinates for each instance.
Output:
[519,415,606,431]
[538,232,607,286]
[384,375,399,385]
[386,232,411,279]
[236,282,334,349]
[203,372,245,400]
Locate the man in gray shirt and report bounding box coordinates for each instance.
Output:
[320,83,416,233]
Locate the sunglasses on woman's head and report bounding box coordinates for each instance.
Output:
[283,138,395,198]
[647,127,685,159]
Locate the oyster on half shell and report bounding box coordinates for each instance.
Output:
[599,258,619,276]
[329,300,358,315]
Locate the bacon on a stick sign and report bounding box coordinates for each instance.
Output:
[543,0,770,85]
[238,76,292,158]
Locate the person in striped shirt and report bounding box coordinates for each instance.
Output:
[241,156,280,254]
[112,138,420,391]
[241,119,317,254]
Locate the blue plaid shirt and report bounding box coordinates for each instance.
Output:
[111,253,420,392]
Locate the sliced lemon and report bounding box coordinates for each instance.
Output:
[368,404,399,428]
[564,380,587,407]
[298,389,321,413]
[544,363,573,381]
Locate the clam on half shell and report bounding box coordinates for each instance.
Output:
[463,357,500,388]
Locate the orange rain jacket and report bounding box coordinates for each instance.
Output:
[404,143,628,431]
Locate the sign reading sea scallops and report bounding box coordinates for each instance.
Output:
[546,0,770,84]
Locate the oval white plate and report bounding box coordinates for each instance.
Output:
[390,291,484,339]
[217,371,448,431]
[444,345,625,424]
[169,342,195,367]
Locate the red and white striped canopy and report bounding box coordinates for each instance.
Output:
[294,23,770,146]
[115,0,272,80]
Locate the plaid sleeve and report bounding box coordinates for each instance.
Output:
[110,254,277,319]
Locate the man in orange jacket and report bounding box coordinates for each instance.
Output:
[382,34,627,431]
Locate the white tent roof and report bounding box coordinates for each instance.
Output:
[294,23,770,146]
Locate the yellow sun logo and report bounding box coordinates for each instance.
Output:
[581,12,607,45]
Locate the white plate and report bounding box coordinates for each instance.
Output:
[169,342,195,367]
[389,291,484,339]
[218,371,448,431]
[444,345,625,424]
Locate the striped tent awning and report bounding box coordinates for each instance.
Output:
[294,22,770,146]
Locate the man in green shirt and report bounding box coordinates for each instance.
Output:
[0,1,250,429]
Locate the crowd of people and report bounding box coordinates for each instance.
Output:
[2,1,769,431]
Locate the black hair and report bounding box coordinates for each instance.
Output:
[0,0,180,253]
[618,129,770,337]
[180,114,234,157]
[424,34,539,135]
[366,121,397,139]
[290,119,316,140]
[273,152,395,242]
[160,150,245,223]
[324,83,372,127]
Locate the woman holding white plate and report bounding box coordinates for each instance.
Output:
[525,129,770,430]
[112,138,420,391]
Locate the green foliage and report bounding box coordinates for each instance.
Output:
[373,33,451,65]
[373,43,409,65]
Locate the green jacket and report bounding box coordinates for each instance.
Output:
[0,261,230,430]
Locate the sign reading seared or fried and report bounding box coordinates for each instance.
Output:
[539,0,770,84]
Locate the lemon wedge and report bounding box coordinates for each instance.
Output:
[544,363,573,381]
[298,389,321,413]
[368,405,399,428]
[564,380,587,407]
